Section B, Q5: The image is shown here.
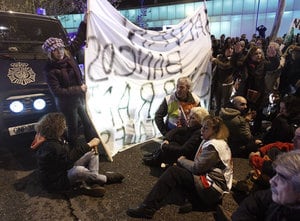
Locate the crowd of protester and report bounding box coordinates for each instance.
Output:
[211,32,300,151]
[35,12,300,220]
[126,32,300,220]
[208,32,300,220]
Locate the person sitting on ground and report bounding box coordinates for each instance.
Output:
[263,94,300,144]
[143,107,209,167]
[231,150,300,221]
[219,96,262,158]
[262,91,281,123]
[233,127,300,195]
[126,116,233,219]
[31,112,124,197]
[154,76,200,136]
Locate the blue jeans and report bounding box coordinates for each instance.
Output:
[59,97,98,148]
[67,150,106,185]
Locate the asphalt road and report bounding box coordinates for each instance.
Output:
[0,134,251,221]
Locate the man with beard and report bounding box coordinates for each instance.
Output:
[154,76,200,136]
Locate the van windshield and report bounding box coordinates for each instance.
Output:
[0,14,68,53]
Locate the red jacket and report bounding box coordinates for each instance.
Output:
[249,142,294,171]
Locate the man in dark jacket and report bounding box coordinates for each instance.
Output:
[154,76,200,136]
[219,96,262,157]
[143,107,209,166]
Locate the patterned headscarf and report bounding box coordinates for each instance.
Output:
[42,37,65,53]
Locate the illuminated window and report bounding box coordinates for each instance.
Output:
[150,7,159,21]
[57,0,300,40]
[223,0,232,15]
[167,5,175,20]
[159,7,168,20]
[175,4,185,19]
[232,0,243,14]
[213,0,222,15]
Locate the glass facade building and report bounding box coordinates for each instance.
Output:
[59,0,300,39]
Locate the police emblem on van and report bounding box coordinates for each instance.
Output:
[7,62,36,86]
[0,11,67,139]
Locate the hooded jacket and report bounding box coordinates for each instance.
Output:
[219,107,253,149]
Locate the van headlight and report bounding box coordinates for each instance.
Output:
[33,98,46,110]
[10,101,24,113]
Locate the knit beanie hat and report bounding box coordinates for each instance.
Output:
[42,37,65,53]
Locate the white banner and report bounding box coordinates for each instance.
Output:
[85,0,212,159]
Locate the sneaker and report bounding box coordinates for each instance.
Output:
[105,172,124,184]
[126,204,156,219]
[77,185,105,197]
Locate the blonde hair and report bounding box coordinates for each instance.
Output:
[268,41,282,56]
[202,115,229,141]
[48,48,70,61]
[35,112,66,139]
[190,107,209,124]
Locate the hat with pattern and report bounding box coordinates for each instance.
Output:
[42,37,65,53]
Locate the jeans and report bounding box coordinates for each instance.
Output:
[67,151,106,185]
[59,97,98,148]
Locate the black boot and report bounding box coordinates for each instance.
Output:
[126,204,156,219]
[105,172,125,184]
[75,183,106,197]
[143,152,154,158]
[143,148,162,159]
[143,151,162,167]
[178,201,193,214]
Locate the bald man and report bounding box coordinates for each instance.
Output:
[219,96,261,157]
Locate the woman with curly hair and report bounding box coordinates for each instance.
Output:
[31,112,124,197]
[127,116,233,219]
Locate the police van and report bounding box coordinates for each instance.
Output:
[0,11,69,139]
